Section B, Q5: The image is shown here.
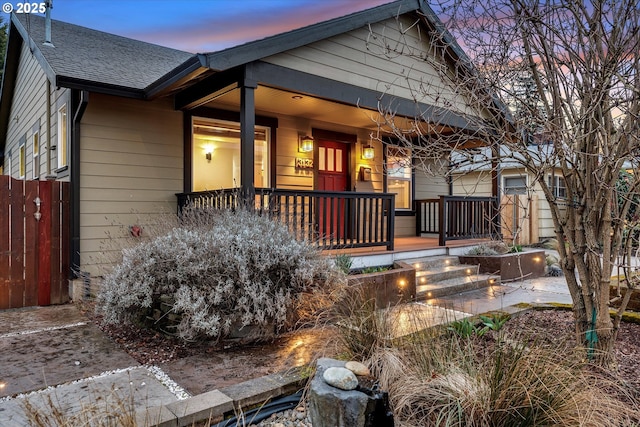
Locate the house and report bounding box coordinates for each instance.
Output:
[450,141,566,244]
[1,0,503,288]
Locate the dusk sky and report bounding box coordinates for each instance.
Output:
[3,0,392,52]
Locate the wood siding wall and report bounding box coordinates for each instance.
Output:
[4,42,68,180]
[263,15,481,119]
[3,44,69,179]
[79,94,183,276]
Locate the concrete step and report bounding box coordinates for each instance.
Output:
[416,274,499,300]
[402,255,460,270]
[416,264,480,283]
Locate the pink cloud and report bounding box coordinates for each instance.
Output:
[123,0,391,52]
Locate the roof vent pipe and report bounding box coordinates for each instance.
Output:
[43,1,54,47]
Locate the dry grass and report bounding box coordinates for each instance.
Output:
[331,296,640,427]
[21,386,137,427]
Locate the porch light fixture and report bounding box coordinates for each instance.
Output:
[299,135,314,153]
[362,144,375,160]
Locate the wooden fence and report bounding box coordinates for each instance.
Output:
[0,176,70,309]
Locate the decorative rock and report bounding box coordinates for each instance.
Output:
[345,361,370,376]
[309,359,370,427]
[323,367,358,391]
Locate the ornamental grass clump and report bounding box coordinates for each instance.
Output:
[96,206,346,342]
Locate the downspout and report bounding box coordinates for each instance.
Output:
[71,90,88,277]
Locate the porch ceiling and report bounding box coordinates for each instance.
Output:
[204,85,387,131]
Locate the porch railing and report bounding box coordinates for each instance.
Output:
[415,195,500,246]
[177,188,395,250]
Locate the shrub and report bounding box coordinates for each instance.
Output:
[333,254,353,274]
[466,245,499,256]
[96,206,346,342]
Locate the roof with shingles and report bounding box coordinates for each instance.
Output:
[13,13,193,91]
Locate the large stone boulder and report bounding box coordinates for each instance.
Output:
[308,358,393,427]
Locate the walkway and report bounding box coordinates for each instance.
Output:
[0,275,573,425]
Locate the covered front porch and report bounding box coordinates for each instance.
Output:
[176,188,499,252]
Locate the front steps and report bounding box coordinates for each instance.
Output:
[403,255,500,300]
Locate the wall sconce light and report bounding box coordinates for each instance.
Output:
[299,135,314,153]
[204,146,213,161]
[362,144,375,160]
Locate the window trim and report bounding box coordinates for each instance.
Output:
[503,175,528,195]
[32,130,40,180]
[384,144,414,212]
[18,141,26,179]
[57,103,69,170]
[191,116,272,190]
[548,174,567,199]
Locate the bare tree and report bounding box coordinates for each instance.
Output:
[369,0,640,363]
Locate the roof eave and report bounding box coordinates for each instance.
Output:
[144,54,209,99]
[202,0,421,71]
[55,76,146,99]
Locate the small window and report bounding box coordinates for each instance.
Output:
[504,176,527,195]
[548,175,566,199]
[386,146,412,210]
[57,104,68,168]
[33,131,40,179]
[19,144,25,178]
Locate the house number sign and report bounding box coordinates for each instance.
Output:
[295,158,313,169]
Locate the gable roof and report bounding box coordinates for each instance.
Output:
[150,0,472,93]
[11,13,194,95]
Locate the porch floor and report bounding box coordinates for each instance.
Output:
[325,236,490,257]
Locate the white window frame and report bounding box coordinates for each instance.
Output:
[57,104,68,169]
[18,143,26,179]
[385,146,413,211]
[548,174,567,199]
[503,175,527,195]
[32,131,40,179]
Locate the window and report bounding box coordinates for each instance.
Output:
[192,118,270,191]
[548,175,566,199]
[57,104,68,169]
[386,146,412,210]
[19,143,25,178]
[32,131,40,179]
[503,176,527,195]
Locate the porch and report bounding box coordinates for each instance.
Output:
[176,189,499,252]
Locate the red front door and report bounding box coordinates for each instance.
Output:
[317,140,349,242]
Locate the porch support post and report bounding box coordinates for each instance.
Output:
[240,65,257,197]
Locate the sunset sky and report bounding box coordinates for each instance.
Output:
[4,0,392,52]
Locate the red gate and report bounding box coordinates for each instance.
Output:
[0,176,70,309]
